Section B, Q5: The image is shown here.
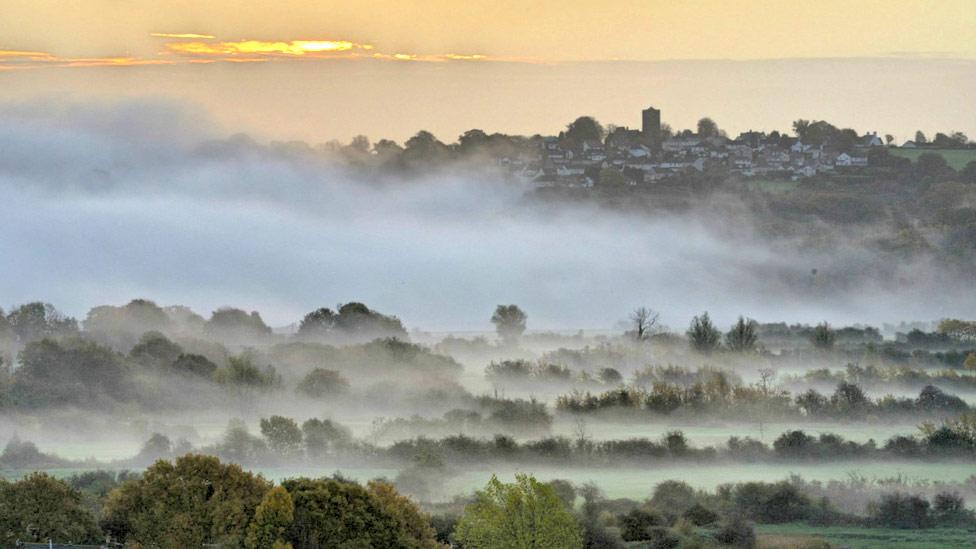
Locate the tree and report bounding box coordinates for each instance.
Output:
[260,416,304,457]
[792,119,811,141]
[13,338,131,408]
[915,130,928,145]
[618,508,664,542]
[6,302,78,343]
[282,477,402,548]
[454,474,582,549]
[206,307,272,344]
[491,305,527,345]
[872,492,931,529]
[697,117,719,138]
[246,486,294,549]
[725,316,759,352]
[916,152,953,180]
[297,368,349,398]
[831,382,870,415]
[171,353,218,378]
[128,331,183,368]
[565,116,605,145]
[630,307,660,341]
[884,134,894,145]
[964,352,976,372]
[0,473,102,546]
[301,418,352,458]
[367,480,446,549]
[84,299,171,349]
[810,322,835,350]
[687,312,721,354]
[297,308,336,338]
[101,454,271,548]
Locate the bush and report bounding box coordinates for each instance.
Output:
[619,508,665,541]
[872,492,931,529]
[683,503,719,526]
[713,517,756,547]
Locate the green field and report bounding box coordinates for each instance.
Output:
[889,148,976,170]
[755,523,976,548]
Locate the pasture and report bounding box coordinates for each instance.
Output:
[889,148,976,170]
[754,523,976,548]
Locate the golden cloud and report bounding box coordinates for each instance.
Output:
[165,39,371,57]
[0,35,498,71]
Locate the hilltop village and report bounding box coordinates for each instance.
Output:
[498,106,971,186]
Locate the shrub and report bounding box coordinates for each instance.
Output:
[713,517,756,547]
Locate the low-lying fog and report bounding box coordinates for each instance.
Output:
[1,99,973,331]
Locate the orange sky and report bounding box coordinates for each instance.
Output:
[1,1,973,143]
[1,0,974,64]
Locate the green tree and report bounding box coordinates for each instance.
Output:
[260,416,304,457]
[13,338,131,408]
[6,302,78,343]
[297,368,350,398]
[171,353,218,378]
[491,305,527,345]
[282,477,402,549]
[964,352,976,372]
[725,316,759,352]
[915,130,928,144]
[101,454,271,548]
[301,418,352,458]
[0,473,101,546]
[129,331,183,368]
[246,486,294,549]
[564,116,605,145]
[810,322,836,350]
[687,312,721,354]
[454,474,583,549]
[367,480,446,549]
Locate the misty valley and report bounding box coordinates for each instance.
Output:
[2,85,976,547]
[0,294,974,548]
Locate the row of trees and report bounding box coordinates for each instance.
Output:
[0,454,444,548]
[556,370,971,420]
[5,455,975,548]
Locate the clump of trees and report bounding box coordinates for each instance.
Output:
[0,453,444,548]
[297,302,407,343]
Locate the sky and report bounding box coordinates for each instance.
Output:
[1,1,974,142]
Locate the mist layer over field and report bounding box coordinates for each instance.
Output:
[2,99,972,331]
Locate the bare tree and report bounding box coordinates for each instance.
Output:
[756,367,777,440]
[757,368,776,396]
[630,307,660,341]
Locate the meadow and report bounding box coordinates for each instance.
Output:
[752,524,976,548]
[889,147,976,170]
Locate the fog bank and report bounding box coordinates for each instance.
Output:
[1,99,972,330]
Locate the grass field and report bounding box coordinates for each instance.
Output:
[889,148,976,170]
[755,523,976,548]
